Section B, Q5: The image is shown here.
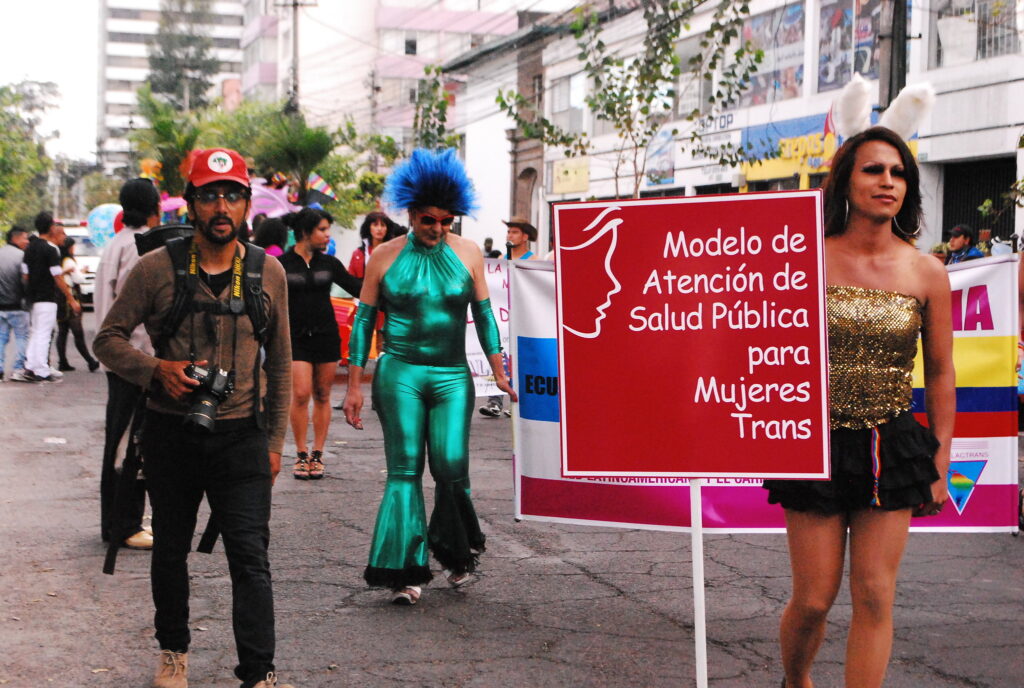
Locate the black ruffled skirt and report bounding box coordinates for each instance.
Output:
[763,411,940,514]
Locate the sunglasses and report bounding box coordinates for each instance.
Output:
[419,213,455,227]
[195,190,250,206]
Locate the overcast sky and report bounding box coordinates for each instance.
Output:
[0,1,101,161]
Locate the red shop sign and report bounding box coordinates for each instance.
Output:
[554,191,829,478]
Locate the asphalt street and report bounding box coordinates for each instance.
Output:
[1,313,1022,687]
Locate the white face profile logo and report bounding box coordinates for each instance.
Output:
[207,151,233,173]
[561,206,623,339]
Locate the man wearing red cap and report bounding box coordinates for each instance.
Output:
[95,149,295,688]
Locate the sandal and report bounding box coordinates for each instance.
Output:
[308,450,324,480]
[292,452,309,480]
[391,586,421,605]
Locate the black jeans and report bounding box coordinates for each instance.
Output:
[100,373,145,542]
[141,411,275,687]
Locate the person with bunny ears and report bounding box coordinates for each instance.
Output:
[763,77,955,688]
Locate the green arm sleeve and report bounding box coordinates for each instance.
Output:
[348,302,378,368]
[471,298,502,356]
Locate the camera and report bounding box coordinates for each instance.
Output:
[183,363,234,432]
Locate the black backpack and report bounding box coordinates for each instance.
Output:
[159,236,270,351]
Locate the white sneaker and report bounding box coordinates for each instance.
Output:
[8,370,32,382]
[48,367,64,379]
[478,403,501,417]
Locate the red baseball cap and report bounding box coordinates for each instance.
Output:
[188,148,250,188]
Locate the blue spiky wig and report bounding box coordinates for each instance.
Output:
[383,148,479,217]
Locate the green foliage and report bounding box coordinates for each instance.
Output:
[148,0,220,111]
[131,84,211,195]
[413,65,461,151]
[312,154,380,227]
[0,81,56,225]
[83,172,122,209]
[496,0,762,198]
[338,118,401,169]
[208,100,285,156]
[253,112,336,206]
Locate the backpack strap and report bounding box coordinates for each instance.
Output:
[156,237,199,357]
[242,244,268,345]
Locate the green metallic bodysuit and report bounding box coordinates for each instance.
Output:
[349,234,502,589]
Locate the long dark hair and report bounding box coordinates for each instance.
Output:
[283,207,333,242]
[358,211,401,250]
[822,126,922,242]
[252,217,288,251]
[60,236,76,261]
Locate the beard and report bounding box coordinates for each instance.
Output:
[196,214,240,245]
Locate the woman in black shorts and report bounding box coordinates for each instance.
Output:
[279,208,362,480]
[763,126,954,687]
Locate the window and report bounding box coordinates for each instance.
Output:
[695,183,733,195]
[676,36,711,118]
[933,0,1020,67]
[819,0,914,91]
[551,73,585,135]
[106,55,150,69]
[738,3,806,106]
[108,8,242,26]
[405,37,417,55]
[106,79,141,92]
[531,74,543,109]
[106,103,136,116]
[748,177,800,191]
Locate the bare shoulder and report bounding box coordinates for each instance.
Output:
[912,248,948,284]
[448,233,483,265]
[368,235,406,276]
[378,234,406,254]
[374,235,406,258]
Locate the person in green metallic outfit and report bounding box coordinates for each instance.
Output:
[342,149,517,605]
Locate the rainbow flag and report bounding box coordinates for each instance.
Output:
[307,172,337,200]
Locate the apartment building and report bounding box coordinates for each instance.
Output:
[97,0,244,176]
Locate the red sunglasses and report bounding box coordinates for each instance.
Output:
[419,213,456,227]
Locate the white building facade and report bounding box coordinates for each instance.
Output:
[98,0,244,176]
[451,1,1023,254]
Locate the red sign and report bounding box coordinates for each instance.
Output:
[554,191,829,478]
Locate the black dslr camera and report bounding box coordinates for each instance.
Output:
[182,363,235,432]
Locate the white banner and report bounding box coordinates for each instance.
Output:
[466,258,510,397]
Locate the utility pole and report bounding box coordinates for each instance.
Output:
[878,0,908,109]
[277,0,318,113]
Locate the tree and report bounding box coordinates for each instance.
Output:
[253,112,335,206]
[338,117,401,173]
[0,81,56,226]
[148,0,220,111]
[496,0,763,199]
[83,172,123,210]
[131,84,211,195]
[210,100,286,155]
[413,65,461,151]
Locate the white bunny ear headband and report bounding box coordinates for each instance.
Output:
[832,73,936,141]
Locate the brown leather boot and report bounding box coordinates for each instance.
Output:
[251,671,295,687]
[151,650,188,688]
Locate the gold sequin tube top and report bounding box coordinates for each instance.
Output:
[827,285,923,429]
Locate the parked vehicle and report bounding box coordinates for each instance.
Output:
[62,226,101,307]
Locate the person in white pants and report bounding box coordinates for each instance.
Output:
[21,212,78,381]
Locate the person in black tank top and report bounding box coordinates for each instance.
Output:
[278,208,362,480]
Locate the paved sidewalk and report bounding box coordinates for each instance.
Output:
[1,316,1022,687]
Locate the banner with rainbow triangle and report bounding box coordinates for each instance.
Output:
[511,256,1019,533]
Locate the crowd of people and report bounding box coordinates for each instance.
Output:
[0,114,965,687]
